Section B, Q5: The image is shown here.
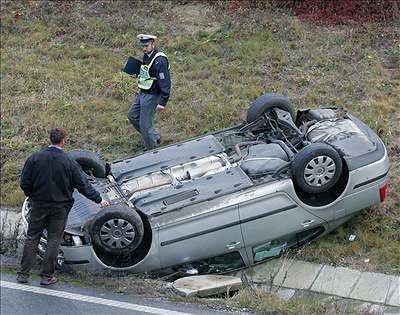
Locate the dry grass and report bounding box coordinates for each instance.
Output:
[226,286,387,315]
[227,287,334,315]
[0,211,22,255]
[1,0,399,273]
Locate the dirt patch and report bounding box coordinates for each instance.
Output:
[170,3,220,34]
[76,272,174,297]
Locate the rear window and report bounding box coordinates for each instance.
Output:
[176,251,245,274]
[253,226,325,263]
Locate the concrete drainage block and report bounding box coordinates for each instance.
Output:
[172,275,242,297]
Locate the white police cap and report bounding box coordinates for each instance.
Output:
[137,34,157,41]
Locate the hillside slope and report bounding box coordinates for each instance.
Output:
[1,0,399,273]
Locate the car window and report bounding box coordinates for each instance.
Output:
[253,236,294,263]
[253,226,325,263]
[179,251,245,274]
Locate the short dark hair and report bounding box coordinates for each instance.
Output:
[49,128,66,145]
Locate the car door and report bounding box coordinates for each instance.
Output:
[238,192,326,263]
[158,203,245,269]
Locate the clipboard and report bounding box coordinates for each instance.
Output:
[123,56,142,75]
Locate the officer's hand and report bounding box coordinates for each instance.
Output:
[100,199,110,208]
[131,74,137,78]
[156,105,165,111]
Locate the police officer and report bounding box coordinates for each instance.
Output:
[127,34,171,150]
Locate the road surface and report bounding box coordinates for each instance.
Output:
[0,273,244,315]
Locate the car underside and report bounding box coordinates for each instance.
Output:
[21,94,389,274]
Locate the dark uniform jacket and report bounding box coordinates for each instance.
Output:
[20,147,102,209]
[141,48,171,107]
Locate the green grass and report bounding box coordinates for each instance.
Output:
[1,1,399,273]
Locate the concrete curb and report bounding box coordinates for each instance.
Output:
[231,258,400,309]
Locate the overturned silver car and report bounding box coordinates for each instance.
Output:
[22,94,389,274]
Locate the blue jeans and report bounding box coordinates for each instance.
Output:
[127,92,161,150]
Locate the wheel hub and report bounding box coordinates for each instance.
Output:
[112,230,122,238]
[304,155,336,187]
[100,219,136,249]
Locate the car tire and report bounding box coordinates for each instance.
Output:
[68,150,107,178]
[292,143,343,194]
[246,93,296,123]
[90,205,144,255]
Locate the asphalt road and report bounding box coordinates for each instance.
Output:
[0,273,242,315]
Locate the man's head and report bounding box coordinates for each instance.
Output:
[49,127,66,147]
[137,34,157,54]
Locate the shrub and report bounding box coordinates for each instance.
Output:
[205,0,400,24]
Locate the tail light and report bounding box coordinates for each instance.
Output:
[379,183,388,202]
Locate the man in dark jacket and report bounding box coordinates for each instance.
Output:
[127,34,171,150]
[17,128,109,285]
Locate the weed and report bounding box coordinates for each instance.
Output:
[0,211,22,255]
[227,286,355,315]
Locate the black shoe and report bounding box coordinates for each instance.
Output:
[40,276,58,285]
[16,273,29,284]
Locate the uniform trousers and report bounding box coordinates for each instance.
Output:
[127,91,161,150]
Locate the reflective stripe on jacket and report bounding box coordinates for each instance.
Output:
[138,52,168,90]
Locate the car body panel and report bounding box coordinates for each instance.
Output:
[134,165,253,215]
[238,193,326,256]
[158,204,244,268]
[111,135,225,183]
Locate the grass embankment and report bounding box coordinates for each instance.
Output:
[1,0,399,275]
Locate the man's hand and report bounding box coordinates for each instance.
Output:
[100,199,110,208]
[131,74,137,78]
[156,105,165,111]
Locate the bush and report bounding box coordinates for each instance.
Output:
[205,0,400,24]
[274,0,400,24]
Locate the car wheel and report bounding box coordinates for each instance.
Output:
[246,93,296,123]
[90,205,144,255]
[68,150,107,178]
[292,143,342,194]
